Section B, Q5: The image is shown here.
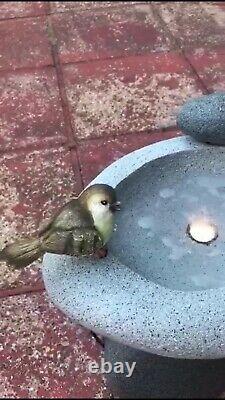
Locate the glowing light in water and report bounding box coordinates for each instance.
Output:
[187,218,218,244]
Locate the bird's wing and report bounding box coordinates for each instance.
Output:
[67,227,103,256]
[42,226,103,256]
[39,199,104,255]
[38,199,94,236]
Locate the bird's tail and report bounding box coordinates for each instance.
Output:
[0,237,43,269]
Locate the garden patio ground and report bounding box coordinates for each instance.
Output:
[1,1,225,397]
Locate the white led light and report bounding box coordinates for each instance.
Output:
[187,219,218,244]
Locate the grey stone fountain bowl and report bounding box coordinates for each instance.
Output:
[42,135,225,360]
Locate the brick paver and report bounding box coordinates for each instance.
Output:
[0,17,53,71]
[0,68,66,151]
[0,293,109,398]
[0,2,47,19]
[186,50,225,93]
[156,2,225,52]
[63,52,202,140]
[50,3,174,64]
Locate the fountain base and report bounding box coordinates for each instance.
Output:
[105,338,225,399]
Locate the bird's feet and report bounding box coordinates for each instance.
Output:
[94,247,108,259]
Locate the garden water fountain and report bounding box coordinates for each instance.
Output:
[43,93,225,398]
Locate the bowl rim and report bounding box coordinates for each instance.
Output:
[88,135,206,189]
[43,135,225,359]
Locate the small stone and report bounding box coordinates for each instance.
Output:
[61,340,70,347]
[177,92,225,145]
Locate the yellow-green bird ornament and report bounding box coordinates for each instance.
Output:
[0,184,120,269]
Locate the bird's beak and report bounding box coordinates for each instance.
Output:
[110,201,121,212]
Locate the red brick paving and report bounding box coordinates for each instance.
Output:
[63,52,202,140]
[0,2,48,20]
[156,2,225,52]
[0,1,224,398]
[0,67,66,151]
[186,50,225,93]
[0,293,109,398]
[51,4,174,64]
[218,2,225,7]
[50,1,142,13]
[0,17,53,71]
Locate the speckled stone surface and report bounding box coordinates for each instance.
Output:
[177,93,225,145]
[43,136,225,359]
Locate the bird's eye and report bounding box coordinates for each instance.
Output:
[101,200,108,206]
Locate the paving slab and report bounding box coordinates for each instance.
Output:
[50,4,174,64]
[63,52,202,141]
[0,17,52,71]
[0,292,109,398]
[50,1,142,13]
[0,67,66,151]
[0,2,47,20]
[186,50,225,93]
[156,2,225,52]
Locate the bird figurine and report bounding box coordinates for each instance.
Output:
[0,184,120,269]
